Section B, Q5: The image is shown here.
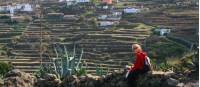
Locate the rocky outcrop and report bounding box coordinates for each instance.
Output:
[36,73,61,87]
[3,69,36,87]
[60,70,198,87]
[0,78,3,87]
[60,71,128,87]
[2,69,198,87]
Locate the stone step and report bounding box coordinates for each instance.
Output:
[18,69,39,73]
[12,62,52,66]
[14,53,40,57]
[12,50,39,54]
[79,42,132,45]
[80,44,131,48]
[85,70,117,75]
[103,31,150,35]
[82,59,129,64]
[0,58,41,62]
[14,56,40,58]
[88,62,125,68]
[86,66,122,70]
[14,66,41,69]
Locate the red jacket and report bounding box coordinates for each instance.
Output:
[129,51,147,72]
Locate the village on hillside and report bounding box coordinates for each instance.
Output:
[0,0,199,87]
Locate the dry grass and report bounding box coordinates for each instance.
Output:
[134,23,154,30]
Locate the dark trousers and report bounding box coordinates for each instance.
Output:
[126,70,146,87]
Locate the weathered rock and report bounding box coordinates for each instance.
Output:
[79,76,86,82]
[60,75,80,87]
[86,74,101,80]
[36,73,61,87]
[164,71,175,77]
[58,70,198,87]
[176,83,184,87]
[167,78,179,86]
[0,78,3,87]
[184,81,199,87]
[3,69,36,87]
[116,80,128,87]
[1,70,192,87]
[4,69,22,77]
[0,68,197,87]
[43,73,57,81]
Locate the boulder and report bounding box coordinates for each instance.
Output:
[164,71,175,77]
[0,78,3,87]
[176,83,184,87]
[79,75,86,82]
[58,70,197,87]
[86,74,101,80]
[36,73,61,87]
[60,75,80,87]
[184,81,199,87]
[167,78,179,86]
[3,69,36,87]
[43,73,57,81]
[4,69,22,77]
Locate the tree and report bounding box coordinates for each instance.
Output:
[91,0,98,5]
[78,15,85,23]
[91,17,97,28]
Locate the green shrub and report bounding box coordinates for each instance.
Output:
[34,65,55,78]
[0,62,12,77]
[146,37,187,59]
[145,36,188,71]
[75,68,87,76]
[0,15,10,19]
[90,17,97,28]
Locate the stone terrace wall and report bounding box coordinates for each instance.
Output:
[3,69,198,87]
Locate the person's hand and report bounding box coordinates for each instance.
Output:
[125,64,134,71]
[125,65,131,69]
[130,64,134,69]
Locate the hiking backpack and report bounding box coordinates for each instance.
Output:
[143,56,152,72]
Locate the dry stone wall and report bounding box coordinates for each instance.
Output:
[2,69,198,87]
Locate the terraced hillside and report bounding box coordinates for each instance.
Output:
[129,7,198,43]
[45,18,152,74]
[0,17,33,72]
[1,1,197,75]
[0,15,152,74]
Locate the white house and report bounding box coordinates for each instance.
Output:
[0,3,33,16]
[6,5,15,16]
[123,8,140,14]
[112,11,122,16]
[154,29,171,36]
[98,11,122,21]
[0,6,14,16]
[0,6,6,12]
[59,0,75,5]
[59,0,89,5]
[21,4,33,12]
[77,0,90,3]
[99,21,114,27]
[98,15,108,20]
[59,0,65,2]
[103,6,109,9]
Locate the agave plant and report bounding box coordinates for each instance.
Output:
[52,44,83,78]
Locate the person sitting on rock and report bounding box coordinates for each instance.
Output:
[126,44,151,87]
